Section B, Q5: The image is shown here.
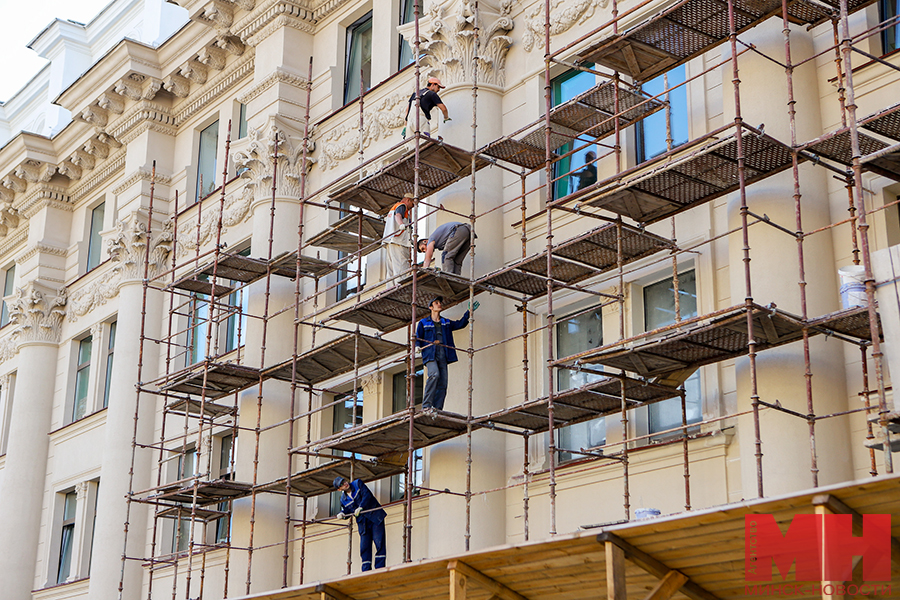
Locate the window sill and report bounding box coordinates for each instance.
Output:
[49,407,108,442]
[34,576,90,599]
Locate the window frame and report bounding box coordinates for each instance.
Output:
[390,366,425,501]
[328,387,364,515]
[56,490,77,584]
[86,202,106,272]
[343,11,374,104]
[635,64,689,164]
[881,0,900,55]
[102,321,116,409]
[550,68,599,202]
[195,119,220,203]
[71,335,93,423]
[0,263,15,328]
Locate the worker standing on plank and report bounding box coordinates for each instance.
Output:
[403,77,450,138]
[333,477,387,571]
[415,296,479,411]
[383,193,416,282]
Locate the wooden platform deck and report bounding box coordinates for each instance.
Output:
[481,81,664,169]
[478,223,671,298]
[577,0,829,83]
[561,304,879,378]
[331,269,480,333]
[236,474,900,600]
[563,125,796,225]
[475,375,680,433]
[328,139,490,215]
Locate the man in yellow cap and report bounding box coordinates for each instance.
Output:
[403,76,450,138]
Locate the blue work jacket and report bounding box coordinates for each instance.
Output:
[339,479,386,532]
[415,311,470,364]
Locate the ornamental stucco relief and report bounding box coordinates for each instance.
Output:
[315,93,407,171]
[232,124,312,201]
[8,282,67,344]
[108,213,174,282]
[399,0,514,88]
[175,186,255,257]
[67,273,121,322]
[522,0,605,52]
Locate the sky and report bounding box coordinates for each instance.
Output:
[0,0,113,102]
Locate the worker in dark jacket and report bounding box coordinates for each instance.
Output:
[415,296,479,410]
[333,477,387,571]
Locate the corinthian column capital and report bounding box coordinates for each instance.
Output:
[9,281,67,345]
[108,211,174,284]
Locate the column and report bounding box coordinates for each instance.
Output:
[405,0,514,555]
[0,281,67,599]
[89,214,169,600]
[724,20,853,496]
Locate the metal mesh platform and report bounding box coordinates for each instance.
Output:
[574,125,795,225]
[265,333,406,384]
[135,479,253,507]
[478,223,672,297]
[328,139,490,215]
[569,303,809,376]
[158,362,262,399]
[481,81,664,169]
[310,410,474,458]
[171,251,333,297]
[331,269,480,333]
[156,505,229,521]
[269,251,337,279]
[305,212,385,254]
[165,397,237,419]
[578,0,830,83]
[475,376,680,433]
[257,459,405,498]
[808,305,882,341]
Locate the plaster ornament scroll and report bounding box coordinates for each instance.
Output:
[316,93,408,170]
[108,213,174,282]
[181,60,209,85]
[360,371,382,396]
[199,46,227,71]
[175,185,254,256]
[232,124,311,201]
[99,93,125,115]
[16,160,55,184]
[522,0,604,52]
[2,173,26,194]
[115,78,144,101]
[399,0,514,88]
[163,74,191,98]
[57,161,82,181]
[0,333,18,363]
[71,150,96,171]
[78,105,109,128]
[215,34,245,56]
[67,270,122,321]
[8,282,67,344]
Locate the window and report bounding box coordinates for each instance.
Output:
[196,120,219,202]
[188,287,210,366]
[637,65,688,163]
[0,264,15,327]
[398,0,416,69]
[882,0,900,54]
[551,69,599,200]
[225,248,251,353]
[555,307,606,461]
[344,12,373,104]
[86,203,105,271]
[172,447,197,553]
[238,103,248,139]
[0,374,14,455]
[391,367,424,501]
[329,389,363,515]
[102,321,116,409]
[642,270,702,436]
[215,433,234,543]
[57,491,77,584]
[72,336,93,422]
[336,207,368,301]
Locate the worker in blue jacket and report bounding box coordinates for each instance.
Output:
[415,296,480,410]
[333,476,387,571]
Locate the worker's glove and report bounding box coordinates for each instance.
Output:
[401,127,407,138]
[337,512,350,520]
[354,507,363,518]
[469,300,480,312]
[444,117,452,123]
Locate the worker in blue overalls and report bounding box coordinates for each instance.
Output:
[333,477,387,571]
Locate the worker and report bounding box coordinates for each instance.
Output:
[333,477,387,571]
[402,77,450,138]
[416,221,474,276]
[383,193,416,282]
[575,151,597,191]
[415,296,479,411]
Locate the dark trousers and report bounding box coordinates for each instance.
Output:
[423,358,449,410]
[358,518,386,571]
[441,224,471,275]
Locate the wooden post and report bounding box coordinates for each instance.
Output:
[606,541,627,600]
[642,570,689,600]
[449,566,468,600]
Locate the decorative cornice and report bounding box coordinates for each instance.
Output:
[176,185,254,256]
[0,227,28,260]
[18,185,72,219]
[399,0,515,88]
[9,281,67,345]
[112,168,174,196]
[175,50,255,125]
[107,101,177,144]
[522,0,605,52]
[68,271,121,322]
[108,212,174,283]
[315,93,406,170]
[70,152,126,202]
[237,66,307,105]
[235,0,316,45]
[16,243,68,265]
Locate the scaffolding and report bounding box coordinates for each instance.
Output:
[117,0,900,596]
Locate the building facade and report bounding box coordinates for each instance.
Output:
[0,0,896,598]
